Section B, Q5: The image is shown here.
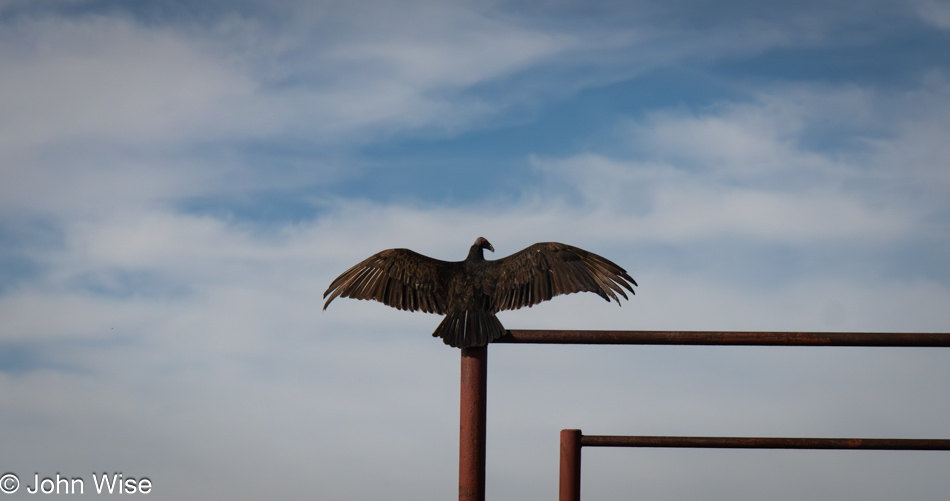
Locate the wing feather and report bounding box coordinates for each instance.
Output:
[324,248,452,314]
[486,242,636,312]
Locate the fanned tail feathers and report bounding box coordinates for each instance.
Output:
[433,310,507,348]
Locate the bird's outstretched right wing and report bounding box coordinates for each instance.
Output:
[323,248,453,314]
[488,242,636,312]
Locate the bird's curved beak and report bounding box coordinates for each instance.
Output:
[487,243,494,252]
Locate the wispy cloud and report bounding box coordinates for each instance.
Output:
[2,1,950,500]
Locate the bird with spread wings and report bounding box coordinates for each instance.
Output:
[324,237,637,348]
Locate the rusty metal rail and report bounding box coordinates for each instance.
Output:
[498,329,950,346]
[579,434,950,450]
[456,331,950,501]
[559,430,950,501]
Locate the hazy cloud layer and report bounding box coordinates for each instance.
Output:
[2,1,949,500]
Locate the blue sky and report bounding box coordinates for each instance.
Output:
[2,0,950,499]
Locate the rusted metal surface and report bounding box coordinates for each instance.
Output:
[497,330,950,347]
[580,435,950,450]
[459,346,488,501]
[491,330,950,500]
[560,432,950,500]
[560,429,582,501]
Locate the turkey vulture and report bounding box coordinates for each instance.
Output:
[323,237,637,348]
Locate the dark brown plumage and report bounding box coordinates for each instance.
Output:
[323,237,637,348]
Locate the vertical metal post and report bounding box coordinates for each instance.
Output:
[560,429,582,501]
[459,346,487,501]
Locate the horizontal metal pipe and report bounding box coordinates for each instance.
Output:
[580,435,950,450]
[496,330,950,347]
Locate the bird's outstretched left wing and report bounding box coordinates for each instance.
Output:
[323,248,454,314]
[487,242,636,312]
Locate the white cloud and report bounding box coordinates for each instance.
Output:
[3,190,949,499]
[526,79,950,246]
[2,2,950,500]
[864,72,950,191]
[529,153,912,245]
[0,2,581,221]
[319,3,571,89]
[917,0,950,29]
[0,15,255,150]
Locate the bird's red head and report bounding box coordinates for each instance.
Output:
[475,236,494,253]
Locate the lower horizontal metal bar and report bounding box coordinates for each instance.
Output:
[497,330,950,347]
[580,436,950,450]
